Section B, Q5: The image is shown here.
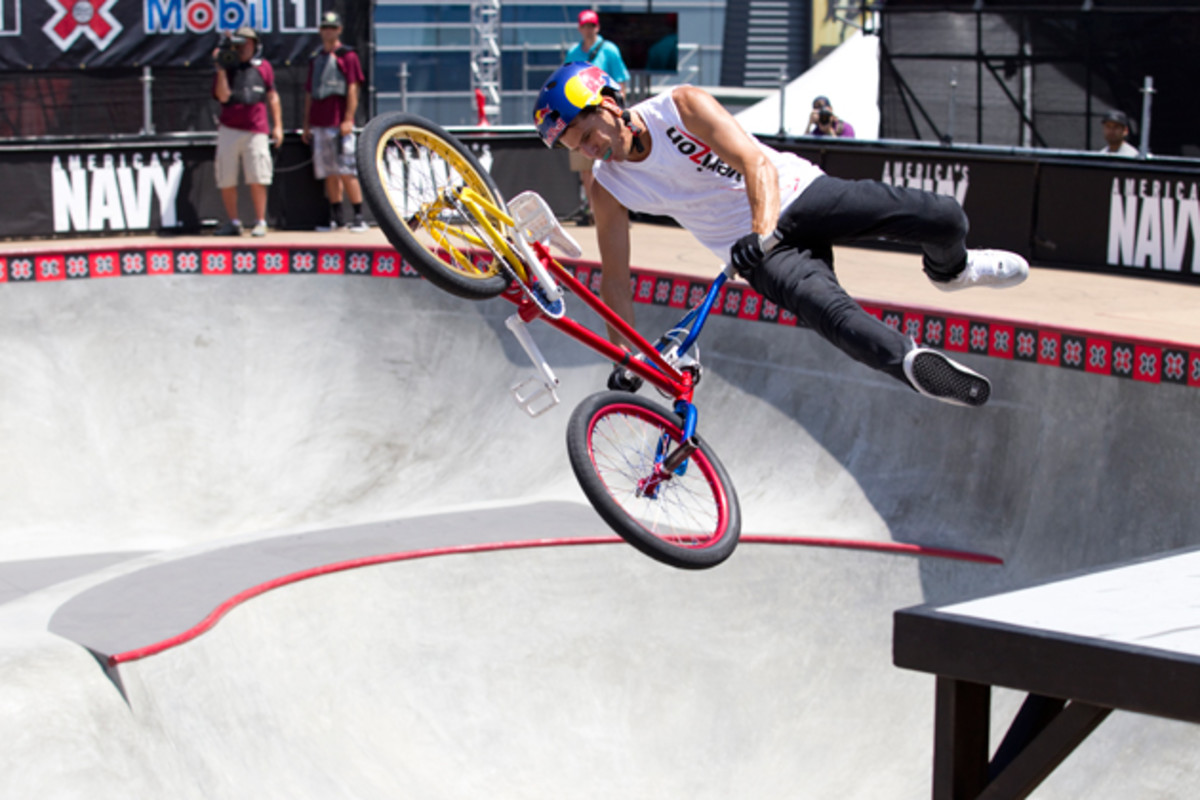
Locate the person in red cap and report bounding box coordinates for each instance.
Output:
[563,10,630,224]
[565,10,629,83]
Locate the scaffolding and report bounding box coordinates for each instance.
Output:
[872,2,1200,156]
[470,0,502,124]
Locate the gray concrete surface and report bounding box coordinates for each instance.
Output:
[1,249,1199,797]
[48,502,607,660]
[0,553,151,605]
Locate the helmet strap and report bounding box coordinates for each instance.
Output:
[621,110,644,153]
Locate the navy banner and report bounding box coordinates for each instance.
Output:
[1036,163,1200,283]
[808,146,1038,259]
[0,0,323,69]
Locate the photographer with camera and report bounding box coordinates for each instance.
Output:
[212,26,283,236]
[807,95,855,139]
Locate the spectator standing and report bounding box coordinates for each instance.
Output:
[563,10,630,224]
[807,95,855,139]
[1099,110,1138,156]
[212,27,283,236]
[303,10,369,231]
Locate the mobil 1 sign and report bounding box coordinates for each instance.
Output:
[1036,163,1200,284]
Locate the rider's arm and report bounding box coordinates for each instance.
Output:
[672,85,779,237]
[590,179,636,348]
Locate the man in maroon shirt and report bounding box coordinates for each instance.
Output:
[302,11,368,232]
[212,27,283,236]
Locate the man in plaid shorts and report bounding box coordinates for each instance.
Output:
[302,11,368,232]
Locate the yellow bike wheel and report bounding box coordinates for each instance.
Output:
[357,112,513,300]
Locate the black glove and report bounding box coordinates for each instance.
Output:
[730,232,765,278]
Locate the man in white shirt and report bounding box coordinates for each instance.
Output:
[533,63,1031,407]
[1099,110,1138,156]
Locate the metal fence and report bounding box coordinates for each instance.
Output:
[875,3,1200,157]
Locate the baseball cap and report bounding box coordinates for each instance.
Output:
[320,11,342,28]
[234,26,259,40]
[1103,110,1129,128]
[578,10,599,26]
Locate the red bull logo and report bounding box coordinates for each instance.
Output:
[562,66,608,110]
[543,117,567,145]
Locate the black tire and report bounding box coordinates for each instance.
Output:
[357,112,511,300]
[566,391,741,570]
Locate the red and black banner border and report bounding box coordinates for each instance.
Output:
[2,245,1196,388]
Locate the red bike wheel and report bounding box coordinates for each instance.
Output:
[566,391,740,570]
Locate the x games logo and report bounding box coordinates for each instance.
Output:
[43,0,122,52]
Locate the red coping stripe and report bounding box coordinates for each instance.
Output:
[106,534,1001,667]
[2,244,1197,388]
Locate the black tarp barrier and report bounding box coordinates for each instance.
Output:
[0,131,580,238]
[2,129,1198,286]
[1036,161,1200,282]
[816,146,1038,259]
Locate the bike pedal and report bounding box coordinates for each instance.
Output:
[512,376,560,417]
[607,365,643,393]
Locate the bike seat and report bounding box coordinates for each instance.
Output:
[509,191,583,259]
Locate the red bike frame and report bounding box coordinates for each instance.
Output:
[502,242,696,404]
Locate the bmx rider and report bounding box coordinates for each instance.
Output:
[532,63,1029,407]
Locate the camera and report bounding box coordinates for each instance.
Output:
[215,35,247,68]
[818,108,833,125]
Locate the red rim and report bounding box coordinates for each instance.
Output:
[586,402,730,549]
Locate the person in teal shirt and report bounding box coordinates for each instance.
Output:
[564,10,630,86]
[563,10,630,224]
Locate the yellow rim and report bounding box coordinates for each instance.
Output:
[373,125,525,283]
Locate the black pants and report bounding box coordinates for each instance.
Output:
[741,175,969,383]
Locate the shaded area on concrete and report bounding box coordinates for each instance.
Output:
[49,502,607,661]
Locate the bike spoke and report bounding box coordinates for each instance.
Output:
[589,409,721,546]
[378,129,501,280]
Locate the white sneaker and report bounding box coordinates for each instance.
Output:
[250,220,268,237]
[347,218,369,233]
[903,347,991,407]
[315,221,340,232]
[933,249,1028,292]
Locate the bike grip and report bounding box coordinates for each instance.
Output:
[760,230,781,254]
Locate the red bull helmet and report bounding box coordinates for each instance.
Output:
[533,62,623,148]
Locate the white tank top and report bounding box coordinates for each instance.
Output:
[593,88,824,263]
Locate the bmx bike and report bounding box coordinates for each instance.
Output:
[357,112,741,570]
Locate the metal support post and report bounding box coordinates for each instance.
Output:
[399,62,409,113]
[1138,75,1155,158]
[777,67,787,137]
[946,66,958,145]
[140,66,155,136]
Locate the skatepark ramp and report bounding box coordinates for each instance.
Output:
[1,241,1199,797]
